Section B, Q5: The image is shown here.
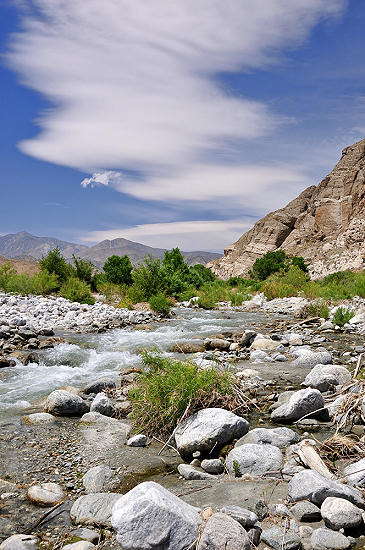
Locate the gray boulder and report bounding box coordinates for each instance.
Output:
[201,459,224,474]
[241,330,256,346]
[127,434,147,447]
[310,527,351,550]
[235,427,300,449]
[290,501,321,522]
[69,529,99,544]
[111,481,200,550]
[321,497,363,530]
[82,465,115,493]
[0,535,39,550]
[90,392,115,417]
[226,443,282,477]
[83,378,116,395]
[174,408,249,458]
[220,505,258,528]
[261,527,301,550]
[177,464,216,480]
[63,543,95,550]
[197,512,250,550]
[27,482,64,506]
[303,365,352,392]
[70,493,122,527]
[44,389,89,416]
[24,412,56,425]
[271,388,324,423]
[344,457,365,486]
[291,349,332,368]
[288,470,365,508]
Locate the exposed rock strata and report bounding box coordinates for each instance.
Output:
[209,139,365,279]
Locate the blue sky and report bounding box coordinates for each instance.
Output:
[1,0,364,251]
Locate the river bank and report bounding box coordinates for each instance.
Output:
[1,298,365,550]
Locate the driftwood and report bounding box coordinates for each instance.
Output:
[295,440,335,480]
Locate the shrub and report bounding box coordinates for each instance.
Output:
[129,351,235,436]
[333,307,354,327]
[251,250,308,281]
[60,277,95,304]
[132,256,165,300]
[197,294,217,309]
[103,254,133,286]
[262,265,309,299]
[39,247,73,284]
[31,271,59,295]
[0,263,17,291]
[229,291,250,306]
[187,264,216,288]
[149,293,173,316]
[305,300,330,319]
[72,255,98,290]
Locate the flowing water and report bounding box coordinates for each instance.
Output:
[0,307,278,418]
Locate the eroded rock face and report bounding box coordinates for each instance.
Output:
[208,139,365,279]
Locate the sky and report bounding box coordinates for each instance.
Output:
[1,0,365,252]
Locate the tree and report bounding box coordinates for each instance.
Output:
[103,255,133,286]
[250,250,308,281]
[39,247,72,285]
[161,248,189,295]
[187,264,215,288]
[132,256,165,300]
[72,255,98,291]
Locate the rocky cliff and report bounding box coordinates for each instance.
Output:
[208,138,365,279]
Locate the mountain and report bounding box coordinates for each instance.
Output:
[0,231,220,268]
[208,138,365,279]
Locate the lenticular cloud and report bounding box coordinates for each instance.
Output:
[7,0,345,202]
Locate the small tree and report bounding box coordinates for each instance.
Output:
[103,255,133,286]
[72,255,98,291]
[187,264,215,288]
[251,250,308,281]
[132,256,165,300]
[39,247,72,284]
[161,248,189,296]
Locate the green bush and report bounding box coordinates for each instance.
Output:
[333,307,354,327]
[39,247,73,284]
[149,293,173,316]
[132,256,165,300]
[103,255,133,286]
[0,263,17,291]
[229,291,250,306]
[305,300,330,319]
[129,351,235,436]
[60,277,95,304]
[72,255,98,291]
[31,271,59,295]
[197,294,217,309]
[187,264,216,288]
[251,250,308,281]
[262,265,309,299]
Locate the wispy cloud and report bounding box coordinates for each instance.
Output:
[81,219,256,252]
[6,1,346,246]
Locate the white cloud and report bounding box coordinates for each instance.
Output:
[81,219,255,252]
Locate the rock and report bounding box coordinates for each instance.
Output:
[310,527,351,550]
[303,365,352,392]
[299,526,313,539]
[63,543,95,550]
[201,459,224,474]
[111,481,200,550]
[177,464,216,480]
[251,337,280,351]
[241,330,256,346]
[205,338,231,351]
[247,525,262,546]
[235,427,300,449]
[0,357,16,368]
[174,407,249,459]
[126,434,147,447]
[26,482,64,506]
[226,443,283,477]
[169,341,205,353]
[271,388,324,423]
[321,497,363,530]
[344,457,365,486]
[220,505,258,528]
[44,389,89,416]
[23,412,56,425]
[290,349,332,368]
[197,512,250,550]
[69,529,99,543]
[261,527,301,550]
[82,465,115,493]
[250,349,272,362]
[0,535,39,550]
[90,392,115,417]
[70,493,122,527]
[269,503,291,517]
[290,501,321,522]
[288,470,365,508]
[83,378,116,395]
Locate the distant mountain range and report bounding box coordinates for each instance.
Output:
[0,231,220,268]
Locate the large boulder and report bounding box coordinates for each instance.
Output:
[27,482,64,506]
[235,427,300,449]
[44,390,89,416]
[197,512,250,550]
[83,378,116,395]
[303,365,352,392]
[226,443,283,477]
[261,527,301,550]
[71,493,122,527]
[310,527,351,550]
[320,497,363,530]
[111,481,200,550]
[0,536,39,550]
[344,457,365,486]
[290,349,332,368]
[90,392,115,417]
[219,506,258,528]
[271,388,324,423]
[288,470,365,508]
[174,408,249,459]
[251,337,281,351]
[82,465,115,493]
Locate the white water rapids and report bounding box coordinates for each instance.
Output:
[0,307,272,417]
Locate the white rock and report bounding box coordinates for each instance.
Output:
[197,512,250,550]
[271,388,324,423]
[0,535,39,550]
[23,412,56,424]
[27,482,64,506]
[321,497,363,530]
[226,443,283,477]
[303,365,352,392]
[126,434,147,447]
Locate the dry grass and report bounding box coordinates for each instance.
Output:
[318,434,365,471]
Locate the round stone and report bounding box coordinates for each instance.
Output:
[27,482,65,506]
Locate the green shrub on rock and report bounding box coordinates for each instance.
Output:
[60,277,95,304]
[333,307,354,327]
[149,293,173,316]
